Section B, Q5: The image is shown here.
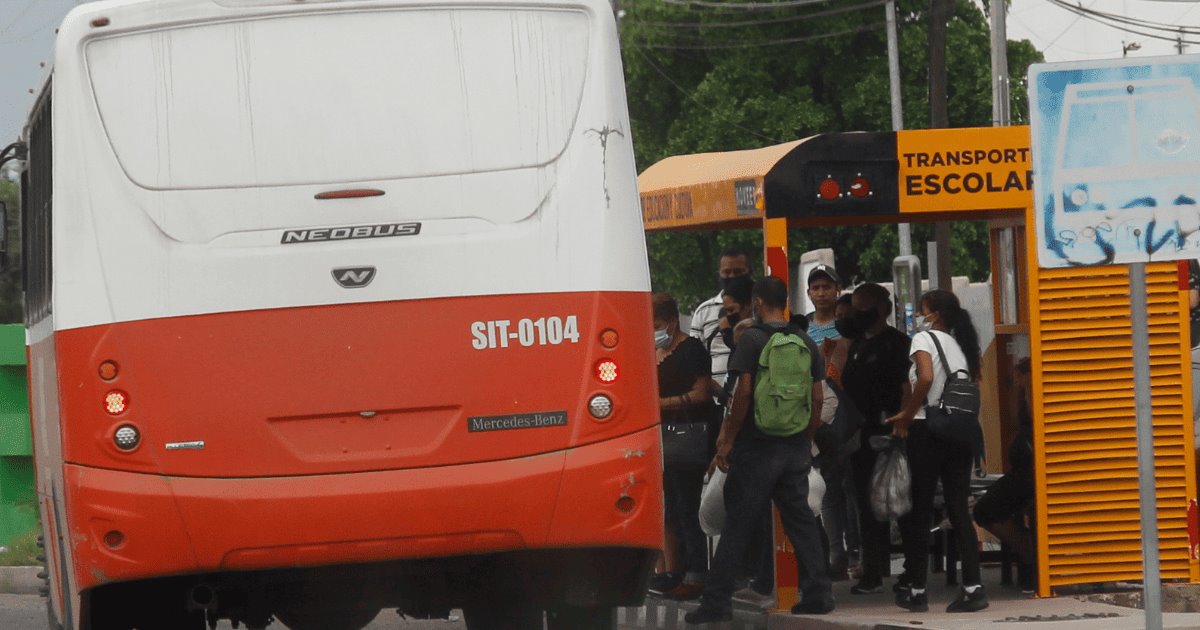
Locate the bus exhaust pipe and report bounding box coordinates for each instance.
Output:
[189,584,217,610]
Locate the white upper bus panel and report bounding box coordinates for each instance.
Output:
[85,8,589,190]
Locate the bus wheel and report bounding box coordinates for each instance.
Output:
[462,601,543,630]
[546,605,616,630]
[273,605,380,630]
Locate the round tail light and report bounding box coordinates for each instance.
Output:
[105,391,128,415]
[114,425,140,451]
[595,359,619,383]
[589,395,614,420]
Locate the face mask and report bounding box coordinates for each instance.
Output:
[914,315,933,332]
[834,317,862,339]
[725,311,742,326]
[851,308,879,331]
[654,328,671,349]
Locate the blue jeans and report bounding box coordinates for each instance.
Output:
[700,437,833,612]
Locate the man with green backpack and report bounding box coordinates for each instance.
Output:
[685,277,835,624]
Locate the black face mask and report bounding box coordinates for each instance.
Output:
[725,311,742,326]
[837,308,878,339]
[834,317,862,339]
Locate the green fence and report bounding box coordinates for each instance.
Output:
[0,324,35,550]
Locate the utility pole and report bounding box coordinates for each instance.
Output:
[1179,27,1188,55]
[886,0,912,257]
[929,0,953,290]
[990,0,1010,127]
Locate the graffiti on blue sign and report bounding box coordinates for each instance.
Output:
[1031,58,1200,268]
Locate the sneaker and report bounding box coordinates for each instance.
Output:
[895,587,928,612]
[850,579,883,594]
[663,582,704,601]
[791,599,835,615]
[732,587,776,609]
[891,573,912,594]
[683,607,732,624]
[648,572,681,595]
[945,586,989,613]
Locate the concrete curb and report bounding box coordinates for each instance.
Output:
[0,566,41,595]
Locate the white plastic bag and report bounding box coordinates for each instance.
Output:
[699,469,727,537]
[807,466,826,516]
[869,441,912,521]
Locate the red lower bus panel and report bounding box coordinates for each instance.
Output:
[63,424,662,592]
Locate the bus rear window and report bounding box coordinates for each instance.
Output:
[85,9,589,190]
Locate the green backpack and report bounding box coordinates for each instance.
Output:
[753,325,814,437]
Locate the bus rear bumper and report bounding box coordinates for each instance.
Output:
[62,424,662,593]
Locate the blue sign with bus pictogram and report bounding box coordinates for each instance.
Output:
[1031,56,1200,268]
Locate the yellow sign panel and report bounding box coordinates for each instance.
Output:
[897,126,1033,213]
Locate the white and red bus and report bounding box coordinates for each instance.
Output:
[22,1,661,628]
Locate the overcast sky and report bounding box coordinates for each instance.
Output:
[0,0,1197,141]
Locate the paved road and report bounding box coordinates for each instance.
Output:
[0,594,469,630]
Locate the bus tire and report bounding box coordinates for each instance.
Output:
[545,605,616,630]
[273,606,380,630]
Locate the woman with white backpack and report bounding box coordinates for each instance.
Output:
[885,289,988,614]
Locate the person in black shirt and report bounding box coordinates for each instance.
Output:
[685,277,834,624]
[838,283,912,595]
[974,357,1036,593]
[651,293,716,600]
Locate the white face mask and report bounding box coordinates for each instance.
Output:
[915,314,934,332]
[654,328,671,349]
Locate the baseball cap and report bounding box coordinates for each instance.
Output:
[807,264,840,286]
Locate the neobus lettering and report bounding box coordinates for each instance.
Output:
[905,170,1033,196]
[472,316,581,350]
[281,222,422,244]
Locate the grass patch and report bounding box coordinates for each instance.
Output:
[0,528,41,566]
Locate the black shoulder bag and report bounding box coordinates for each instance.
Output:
[923,332,984,458]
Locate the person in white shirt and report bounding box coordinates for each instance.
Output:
[689,249,752,387]
[886,289,988,614]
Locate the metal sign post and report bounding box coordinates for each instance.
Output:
[1030,55,1200,626]
[1130,262,1164,630]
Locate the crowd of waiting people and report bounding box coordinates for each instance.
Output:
[649,249,1036,624]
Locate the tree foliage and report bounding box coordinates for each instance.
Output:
[621,0,1043,310]
[0,180,18,324]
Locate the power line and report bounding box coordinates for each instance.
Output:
[630,47,785,144]
[628,19,899,50]
[626,0,884,29]
[1046,0,1200,40]
[0,0,42,34]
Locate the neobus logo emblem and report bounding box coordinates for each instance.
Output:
[332,267,376,289]
[282,222,421,244]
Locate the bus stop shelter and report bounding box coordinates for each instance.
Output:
[638,125,1199,601]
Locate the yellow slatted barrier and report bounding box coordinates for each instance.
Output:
[1027,260,1200,596]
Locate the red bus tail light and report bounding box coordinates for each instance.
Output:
[98,360,119,381]
[105,390,128,415]
[595,359,619,383]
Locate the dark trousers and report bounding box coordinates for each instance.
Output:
[819,451,860,565]
[664,465,709,579]
[850,442,892,584]
[901,422,981,589]
[700,438,832,612]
